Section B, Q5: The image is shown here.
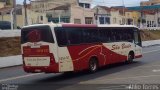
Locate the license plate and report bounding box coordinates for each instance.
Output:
[24,57,50,66]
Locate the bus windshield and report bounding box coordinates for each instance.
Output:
[21,25,54,44]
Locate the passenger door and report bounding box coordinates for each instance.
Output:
[54,27,74,72]
[134,29,142,56]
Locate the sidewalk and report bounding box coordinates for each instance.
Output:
[142,40,160,47]
[0,30,21,38]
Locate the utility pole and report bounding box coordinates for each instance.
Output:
[95,7,99,25]
[13,0,17,29]
[140,6,143,29]
[24,0,28,26]
[122,0,125,25]
[156,8,158,28]
[10,8,14,30]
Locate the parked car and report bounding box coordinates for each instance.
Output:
[0,21,21,30]
[0,21,11,30]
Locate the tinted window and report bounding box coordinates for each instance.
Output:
[54,27,136,47]
[54,27,68,46]
[67,28,82,45]
[99,27,134,43]
[85,3,90,8]
[55,27,99,47]
[83,28,99,43]
[21,25,54,44]
[123,28,134,42]
[0,21,11,30]
[111,28,133,42]
[99,28,111,42]
[99,17,105,24]
[55,27,82,46]
[110,29,117,41]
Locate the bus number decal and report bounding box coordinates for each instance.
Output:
[59,56,70,61]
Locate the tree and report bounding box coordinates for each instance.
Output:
[0,0,6,2]
[0,0,12,6]
[6,0,12,5]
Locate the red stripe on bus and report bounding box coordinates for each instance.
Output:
[67,44,127,71]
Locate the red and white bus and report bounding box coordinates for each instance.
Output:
[21,23,142,73]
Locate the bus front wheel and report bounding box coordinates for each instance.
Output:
[126,52,134,64]
[88,58,98,73]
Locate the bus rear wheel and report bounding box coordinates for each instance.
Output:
[89,58,98,73]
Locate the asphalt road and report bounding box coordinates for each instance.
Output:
[1,45,160,90]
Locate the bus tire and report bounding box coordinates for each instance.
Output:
[88,58,98,73]
[126,52,134,64]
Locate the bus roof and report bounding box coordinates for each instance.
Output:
[98,24,138,29]
[62,23,138,28]
[23,23,138,29]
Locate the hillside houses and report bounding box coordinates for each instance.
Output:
[93,6,140,26]
[0,0,160,29]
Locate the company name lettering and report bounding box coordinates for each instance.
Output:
[112,43,131,50]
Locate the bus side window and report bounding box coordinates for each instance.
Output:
[83,29,90,43]
[110,30,116,42]
[121,28,134,42]
[99,28,111,43]
[119,30,125,41]
[55,28,68,46]
[99,28,105,42]
[83,28,99,43]
[105,30,111,42]
[66,28,82,45]
[115,29,122,41]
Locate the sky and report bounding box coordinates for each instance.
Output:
[16,0,149,7]
[16,0,29,4]
[92,0,149,7]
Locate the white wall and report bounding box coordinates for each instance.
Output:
[111,11,122,24]
[146,14,156,27]
[71,6,94,24]
[0,30,21,38]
